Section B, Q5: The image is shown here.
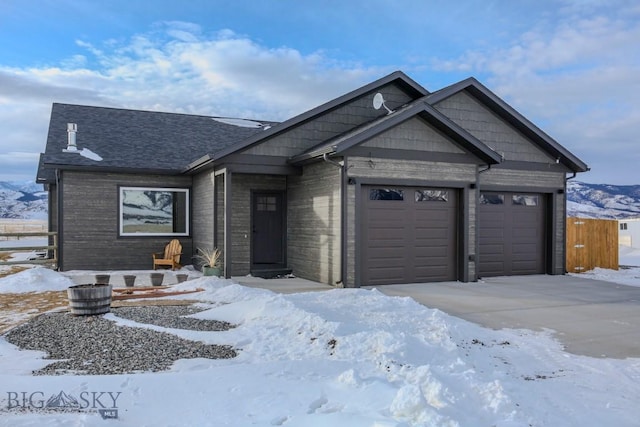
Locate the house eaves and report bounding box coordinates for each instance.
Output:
[426,77,589,173]
[209,71,429,164]
[289,99,502,166]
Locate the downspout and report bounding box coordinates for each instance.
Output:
[55,169,63,271]
[478,164,491,174]
[472,164,492,281]
[323,153,346,287]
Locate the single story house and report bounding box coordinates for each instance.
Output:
[37,71,589,287]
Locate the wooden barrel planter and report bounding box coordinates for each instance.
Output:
[67,284,112,316]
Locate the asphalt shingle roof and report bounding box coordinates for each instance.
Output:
[38,103,273,181]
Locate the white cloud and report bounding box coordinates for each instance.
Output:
[431,3,640,184]
[0,23,383,181]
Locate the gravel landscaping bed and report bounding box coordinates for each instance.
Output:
[4,305,237,376]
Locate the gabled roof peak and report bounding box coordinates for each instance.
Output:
[426,77,588,173]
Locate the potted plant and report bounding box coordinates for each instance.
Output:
[195,247,222,276]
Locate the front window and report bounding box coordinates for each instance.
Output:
[119,187,189,236]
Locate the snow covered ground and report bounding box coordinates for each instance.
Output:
[0,266,639,426]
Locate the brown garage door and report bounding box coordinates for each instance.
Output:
[361,186,458,285]
[478,192,546,277]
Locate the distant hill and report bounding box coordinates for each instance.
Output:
[567,181,640,219]
[0,181,47,220]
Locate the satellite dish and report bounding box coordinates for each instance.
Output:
[372,93,393,114]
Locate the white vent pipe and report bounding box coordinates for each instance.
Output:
[66,123,78,151]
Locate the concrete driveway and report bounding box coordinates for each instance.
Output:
[235,274,640,359]
[369,275,640,359]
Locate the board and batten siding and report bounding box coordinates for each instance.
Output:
[244,84,414,158]
[230,174,286,276]
[192,172,215,264]
[59,171,193,271]
[346,157,477,285]
[288,161,342,285]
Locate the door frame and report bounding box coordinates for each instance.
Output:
[250,190,287,269]
[477,190,550,277]
[356,180,467,286]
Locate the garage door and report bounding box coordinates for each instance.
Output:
[478,192,546,277]
[361,186,458,285]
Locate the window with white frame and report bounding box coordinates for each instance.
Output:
[119,187,189,236]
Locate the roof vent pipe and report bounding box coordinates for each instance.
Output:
[65,123,78,152]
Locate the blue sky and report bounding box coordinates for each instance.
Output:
[1,0,638,184]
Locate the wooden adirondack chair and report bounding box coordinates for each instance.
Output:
[152,239,182,270]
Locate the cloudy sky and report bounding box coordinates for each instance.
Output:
[1,0,638,184]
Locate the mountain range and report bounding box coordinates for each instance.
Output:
[0,181,48,220]
[566,181,640,219]
[1,180,639,221]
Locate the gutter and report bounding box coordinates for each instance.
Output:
[322,153,346,287]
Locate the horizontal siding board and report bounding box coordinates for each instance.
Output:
[61,171,193,271]
[192,172,214,261]
[288,162,341,285]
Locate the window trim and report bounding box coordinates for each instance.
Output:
[119,186,190,237]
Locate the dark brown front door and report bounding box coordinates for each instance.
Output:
[252,192,285,267]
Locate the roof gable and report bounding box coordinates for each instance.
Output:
[197,71,429,168]
[427,78,588,172]
[289,98,502,165]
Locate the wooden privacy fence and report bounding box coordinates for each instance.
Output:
[566,217,618,273]
[0,231,58,269]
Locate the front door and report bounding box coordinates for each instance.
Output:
[251,192,285,268]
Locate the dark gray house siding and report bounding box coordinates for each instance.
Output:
[287,161,342,285]
[58,171,193,271]
[214,173,225,271]
[192,173,214,264]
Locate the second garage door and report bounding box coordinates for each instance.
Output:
[478,191,546,277]
[361,186,458,285]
